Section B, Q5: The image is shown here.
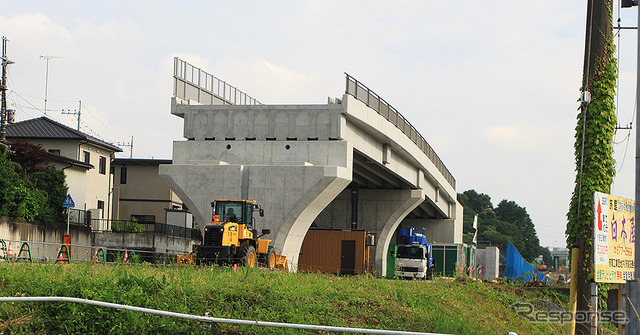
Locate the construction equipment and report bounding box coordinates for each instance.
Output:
[394,227,434,279]
[192,200,276,269]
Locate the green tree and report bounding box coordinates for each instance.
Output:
[457,190,492,235]
[0,142,68,223]
[495,200,541,262]
[539,247,552,266]
[458,189,544,262]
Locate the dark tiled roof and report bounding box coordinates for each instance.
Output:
[7,117,122,152]
[47,152,94,170]
[113,158,172,166]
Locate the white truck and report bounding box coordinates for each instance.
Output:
[394,227,434,279]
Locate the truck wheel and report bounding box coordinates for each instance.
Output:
[259,247,276,269]
[237,245,257,268]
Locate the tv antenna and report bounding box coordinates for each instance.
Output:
[40,55,61,114]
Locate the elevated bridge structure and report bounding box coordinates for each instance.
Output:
[160,58,462,274]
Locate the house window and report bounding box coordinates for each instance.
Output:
[99,156,107,175]
[48,149,60,155]
[97,200,104,219]
[83,151,90,164]
[131,215,155,224]
[120,166,127,184]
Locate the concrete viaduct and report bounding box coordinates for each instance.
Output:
[159,59,462,275]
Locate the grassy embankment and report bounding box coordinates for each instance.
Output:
[0,263,566,334]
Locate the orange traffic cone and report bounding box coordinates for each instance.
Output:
[123,251,129,264]
[7,242,12,262]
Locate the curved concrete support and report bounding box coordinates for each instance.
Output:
[271,165,352,270]
[159,156,352,272]
[358,189,425,276]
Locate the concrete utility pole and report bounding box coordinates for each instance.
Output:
[62,100,82,131]
[623,0,640,333]
[571,1,614,334]
[0,36,13,144]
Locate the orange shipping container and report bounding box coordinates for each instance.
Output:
[298,229,370,274]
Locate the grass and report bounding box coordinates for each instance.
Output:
[0,263,567,334]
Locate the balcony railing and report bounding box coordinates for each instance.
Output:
[345,73,455,188]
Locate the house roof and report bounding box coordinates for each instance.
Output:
[6,117,123,152]
[47,152,94,170]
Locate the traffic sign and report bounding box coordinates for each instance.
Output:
[62,194,75,208]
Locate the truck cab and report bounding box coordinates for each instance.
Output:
[394,227,434,279]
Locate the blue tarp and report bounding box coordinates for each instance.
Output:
[500,241,546,282]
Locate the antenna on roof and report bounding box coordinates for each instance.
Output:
[40,55,61,115]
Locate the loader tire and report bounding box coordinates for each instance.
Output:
[259,247,276,270]
[237,245,257,268]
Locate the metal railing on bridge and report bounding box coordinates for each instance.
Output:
[345,73,455,188]
[173,57,261,106]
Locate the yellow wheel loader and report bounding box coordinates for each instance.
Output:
[193,200,276,269]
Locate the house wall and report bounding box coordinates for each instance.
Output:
[25,139,115,221]
[28,139,79,160]
[51,162,87,210]
[79,143,113,220]
[111,162,183,224]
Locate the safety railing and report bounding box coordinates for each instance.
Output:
[0,238,179,265]
[90,219,201,240]
[173,57,261,106]
[345,73,455,188]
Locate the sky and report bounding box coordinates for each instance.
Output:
[1,1,638,249]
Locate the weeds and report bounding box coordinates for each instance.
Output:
[0,263,565,334]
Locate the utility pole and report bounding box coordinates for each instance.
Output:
[61,100,82,131]
[1,36,13,144]
[622,0,640,333]
[117,136,133,159]
[569,1,614,334]
[40,55,60,114]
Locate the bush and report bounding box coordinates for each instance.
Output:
[112,217,144,233]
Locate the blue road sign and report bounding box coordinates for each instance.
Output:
[62,194,75,208]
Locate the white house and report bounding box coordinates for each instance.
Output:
[6,117,122,229]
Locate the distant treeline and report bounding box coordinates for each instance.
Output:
[458,189,551,264]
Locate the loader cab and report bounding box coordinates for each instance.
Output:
[211,200,264,227]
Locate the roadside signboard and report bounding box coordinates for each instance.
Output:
[62,194,75,208]
[594,191,635,283]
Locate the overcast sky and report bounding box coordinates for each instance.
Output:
[1,1,637,248]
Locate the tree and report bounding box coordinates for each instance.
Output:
[539,247,552,266]
[7,140,53,175]
[0,142,68,223]
[458,190,493,235]
[458,190,544,262]
[495,200,540,262]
